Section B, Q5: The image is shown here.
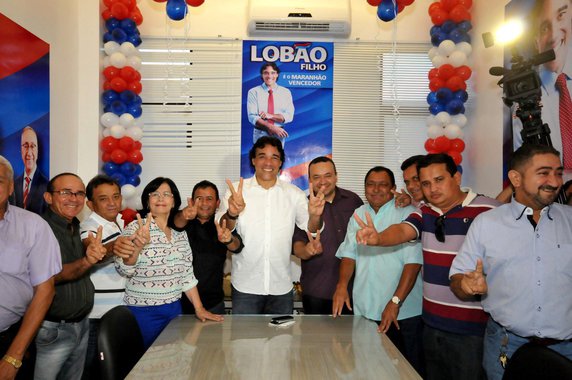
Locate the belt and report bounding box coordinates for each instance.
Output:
[524,336,572,346]
[45,315,86,324]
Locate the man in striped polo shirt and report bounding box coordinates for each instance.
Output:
[354,154,501,380]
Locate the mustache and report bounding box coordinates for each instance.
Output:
[539,185,559,192]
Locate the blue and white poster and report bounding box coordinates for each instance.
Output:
[241,40,334,190]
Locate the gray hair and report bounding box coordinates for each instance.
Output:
[0,155,14,179]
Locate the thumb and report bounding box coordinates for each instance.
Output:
[475,259,484,275]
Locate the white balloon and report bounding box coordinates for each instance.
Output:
[101,112,119,128]
[438,40,456,56]
[126,55,142,70]
[427,124,444,139]
[119,113,135,127]
[435,111,451,126]
[121,184,137,199]
[121,199,127,210]
[102,56,111,68]
[104,41,121,56]
[110,124,126,139]
[120,42,136,56]
[448,51,467,67]
[125,126,143,141]
[451,114,468,128]
[456,42,472,56]
[132,117,145,129]
[126,196,143,211]
[432,55,447,68]
[426,115,437,127]
[109,52,127,68]
[428,47,438,59]
[444,124,462,139]
[102,128,111,137]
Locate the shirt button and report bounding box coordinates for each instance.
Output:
[537,306,542,312]
[536,257,541,261]
[537,281,541,286]
[536,234,540,238]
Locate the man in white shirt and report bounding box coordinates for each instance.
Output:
[217,136,324,314]
[79,175,125,380]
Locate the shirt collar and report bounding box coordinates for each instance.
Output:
[45,207,80,229]
[89,211,124,230]
[248,175,283,190]
[509,197,553,221]
[426,188,477,215]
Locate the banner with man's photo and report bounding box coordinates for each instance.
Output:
[241,40,334,191]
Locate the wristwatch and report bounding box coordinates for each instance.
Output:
[391,296,402,306]
[2,355,22,369]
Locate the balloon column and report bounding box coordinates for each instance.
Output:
[366,0,416,22]
[101,0,145,224]
[153,0,206,21]
[425,0,472,170]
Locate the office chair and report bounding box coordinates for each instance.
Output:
[502,342,572,380]
[98,305,145,380]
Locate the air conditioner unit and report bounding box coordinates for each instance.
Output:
[247,0,351,38]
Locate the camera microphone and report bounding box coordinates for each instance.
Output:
[489,67,507,76]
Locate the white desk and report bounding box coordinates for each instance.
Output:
[128,315,422,379]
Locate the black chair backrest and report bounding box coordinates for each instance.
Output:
[503,342,572,380]
[98,305,145,380]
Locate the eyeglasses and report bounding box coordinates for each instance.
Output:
[149,191,174,199]
[434,215,446,243]
[51,189,87,200]
[22,143,37,151]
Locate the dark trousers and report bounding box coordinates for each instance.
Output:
[231,286,293,314]
[81,319,100,380]
[385,315,425,378]
[423,325,485,380]
[302,294,353,315]
[0,319,35,379]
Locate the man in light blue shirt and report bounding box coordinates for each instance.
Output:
[450,144,572,380]
[247,62,294,146]
[333,166,424,376]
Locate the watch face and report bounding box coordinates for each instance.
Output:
[391,296,401,305]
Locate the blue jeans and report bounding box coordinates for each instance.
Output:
[128,300,182,349]
[483,318,572,380]
[34,318,89,380]
[423,325,485,380]
[231,286,293,314]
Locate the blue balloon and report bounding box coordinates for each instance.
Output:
[446,99,465,115]
[127,105,143,118]
[457,21,472,33]
[457,165,463,174]
[441,20,456,34]
[454,90,469,102]
[133,164,142,176]
[106,18,120,31]
[103,162,119,176]
[120,19,137,34]
[111,100,127,116]
[111,28,128,44]
[430,25,441,38]
[120,90,137,105]
[127,33,142,47]
[427,92,438,105]
[103,32,113,44]
[166,0,188,21]
[103,104,111,113]
[126,175,141,187]
[431,32,448,46]
[436,88,453,103]
[102,90,119,106]
[120,162,137,176]
[377,0,396,22]
[429,103,445,115]
[111,173,127,187]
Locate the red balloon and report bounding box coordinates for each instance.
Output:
[429,78,446,92]
[428,2,442,15]
[397,3,405,13]
[450,138,466,153]
[186,0,205,6]
[430,9,449,26]
[120,66,138,82]
[424,138,436,152]
[118,0,136,11]
[440,0,459,12]
[103,81,111,91]
[120,208,138,225]
[438,64,455,80]
[100,136,119,153]
[447,150,463,165]
[103,66,120,81]
[133,141,142,150]
[434,136,452,152]
[110,3,129,20]
[119,136,135,151]
[110,77,127,93]
[154,0,168,2]
[130,10,143,25]
[446,76,466,92]
[103,0,114,7]
[458,0,472,9]
[401,0,415,5]
[102,9,113,21]
[450,4,470,23]
[128,149,143,164]
[428,68,439,80]
[102,152,112,162]
[111,149,128,164]
[133,71,142,82]
[367,0,382,5]
[455,65,472,81]
[127,81,142,94]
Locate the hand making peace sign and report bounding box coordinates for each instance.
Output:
[226,178,245,217]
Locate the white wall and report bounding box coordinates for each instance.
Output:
[0,0,510,196]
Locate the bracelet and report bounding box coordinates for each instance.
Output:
[226,211,238,220]
[2,355,22,369]
[222,237,233,245]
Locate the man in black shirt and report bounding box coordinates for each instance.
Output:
[174,181,243,314]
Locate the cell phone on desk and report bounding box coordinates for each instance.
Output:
[269,315,294,326]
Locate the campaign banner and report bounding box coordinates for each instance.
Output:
[241,40,334,191]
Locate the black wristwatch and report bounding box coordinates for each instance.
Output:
[226,211,238,220]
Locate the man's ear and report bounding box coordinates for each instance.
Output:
[86,200,95,212]
[453,171,462,185]
[44,191,52,205]
[508,169,522,189]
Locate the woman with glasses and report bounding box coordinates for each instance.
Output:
[115,177,223,349]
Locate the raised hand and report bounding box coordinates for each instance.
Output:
[461,259,488,296]
[215,218,232,244]
[226,178,245,217]
[112,236,136,259]
[354,212,380,246]
[86,226,106,265]
[392,189,412,208]
[304,230,323,257]
[132,213,152,248]
[181,197,198,221]
[308,182,326,218]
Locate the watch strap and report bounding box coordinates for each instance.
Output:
[2,355,22,369]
